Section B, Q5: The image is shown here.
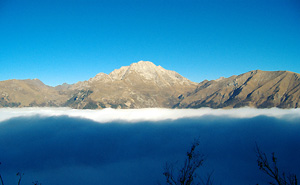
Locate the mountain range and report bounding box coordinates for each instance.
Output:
[1,61,299,109]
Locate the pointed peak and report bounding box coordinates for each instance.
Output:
[130,60,156,68]
[136,60,154,64]
[87,61,195,86]
[107,61,159,81]
[129,60,157,69]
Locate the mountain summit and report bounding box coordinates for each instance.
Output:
[67,61,197,108]
[0,61,299,109]
[89,61,193,86]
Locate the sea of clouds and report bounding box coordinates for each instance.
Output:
[1,107,300,123]
[0,108,299,185]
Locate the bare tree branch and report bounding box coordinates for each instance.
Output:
[0,162,4,185]
[16,172,24,185]
[256,143,298,185]
[162,139,212,185]
[0,175,4,185]
[32,181,42,185]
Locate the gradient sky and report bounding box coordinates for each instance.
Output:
[1,0,300,86]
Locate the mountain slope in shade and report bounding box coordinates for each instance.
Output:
[66,61,197,109]
[175,70,300,108]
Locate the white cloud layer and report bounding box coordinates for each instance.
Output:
[0,107,300,123]
[1,108,300,185]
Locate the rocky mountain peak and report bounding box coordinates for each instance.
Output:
[108,66,130,80]
[88,61,157,82]
[107,61,158,80]
[106,61,196,86]
[67,61,198,109]
[127,61,163,80]
[88,73,111,82]
[129,60,158,72]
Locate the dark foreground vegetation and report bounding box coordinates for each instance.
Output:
[0,141,297,185]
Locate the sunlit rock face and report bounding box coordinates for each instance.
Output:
[0,79,69,107]
[1,61,300,109]
[176,70,300,109]
[79,61,197,109]
[0,61,197,109]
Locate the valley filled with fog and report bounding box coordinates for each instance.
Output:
[0,108,299,185]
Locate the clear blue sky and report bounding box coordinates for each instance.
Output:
[1,0,300,86]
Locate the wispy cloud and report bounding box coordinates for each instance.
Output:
[0,107,299,123]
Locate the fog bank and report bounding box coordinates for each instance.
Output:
[0,107,300,123]
[0,110,299,185]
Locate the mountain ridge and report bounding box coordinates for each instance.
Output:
[175,69,300,108]
[0,61,299,109]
